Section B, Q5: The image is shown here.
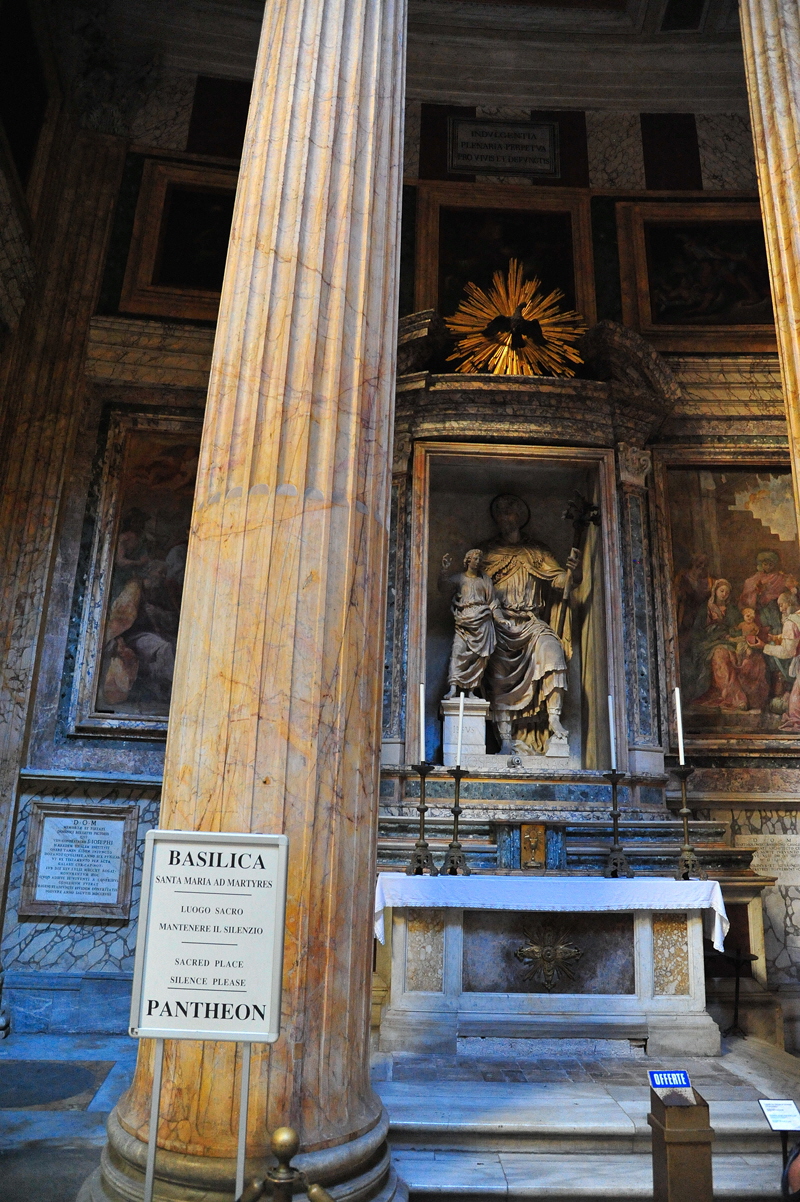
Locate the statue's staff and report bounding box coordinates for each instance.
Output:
[551,492,600,641]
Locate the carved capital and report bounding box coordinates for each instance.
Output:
[617,442,652,491]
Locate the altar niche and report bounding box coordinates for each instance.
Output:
[408,443,623,771]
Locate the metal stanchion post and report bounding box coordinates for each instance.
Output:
[235,1127,335,1202]
[235,1042,252,1198]
[143,1038,164,1202]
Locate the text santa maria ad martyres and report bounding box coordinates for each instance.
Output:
[131,832,287,1040]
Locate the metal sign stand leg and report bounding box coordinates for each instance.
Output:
[235,1042,251,1199]
[143,1038,165,1202]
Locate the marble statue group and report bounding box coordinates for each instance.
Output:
[440,493,582,755]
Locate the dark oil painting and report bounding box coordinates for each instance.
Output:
[96,431,200,717]
[667,467,800,736]
[438,207,576,321]
[646,220,773,326]
[154,184,236,292]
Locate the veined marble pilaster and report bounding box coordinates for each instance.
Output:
[86,0,408,1199]
[616,445,663,776]
[739,0,800,508]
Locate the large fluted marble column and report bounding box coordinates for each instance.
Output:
[739,0,800,504]
[83,1,407,1199]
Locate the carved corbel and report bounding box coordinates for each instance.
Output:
[617,442,652,492]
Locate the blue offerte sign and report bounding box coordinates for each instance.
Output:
[649,1070,691,1089]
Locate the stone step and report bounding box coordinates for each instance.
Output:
[378,1080,781,1155]
[393,1150,783,1199]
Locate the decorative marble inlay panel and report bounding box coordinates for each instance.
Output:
[404,99,421,180]
[696,114,758,191]
[405,907,444,992]
[653,913,690,996]
[462,910,635,994]
[586,111,646,190]
[1,784,160,974]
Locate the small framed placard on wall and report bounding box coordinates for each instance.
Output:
[19,803,139,919]
[448,119,559,177]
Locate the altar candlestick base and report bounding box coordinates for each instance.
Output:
[602,768,634,879]
[406,761,439,876]
[440,766,470,876]
[673,764,707,881]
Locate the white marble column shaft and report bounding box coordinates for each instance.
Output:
[87,0,408,1198]
[739,0,800,506]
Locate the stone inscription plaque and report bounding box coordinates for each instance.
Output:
[448,119,559,177]
[20,802,139,919]
[736,834,800,886]
[36,816,125,903]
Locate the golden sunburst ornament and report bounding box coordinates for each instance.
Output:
[445,258,586,377]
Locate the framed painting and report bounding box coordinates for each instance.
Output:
[414,182,596,330]
[19,802,139,919]
[617,200,775,352]
[70,412,202,737]
[120,158,238,321]
[654,451,800,754]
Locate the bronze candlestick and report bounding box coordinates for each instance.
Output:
[673,764,707,880]
[603,768,633,878]
[440,765,470,875]
[405,761,439,875]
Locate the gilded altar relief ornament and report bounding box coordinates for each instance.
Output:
[515,925,583,991]
[445,258,586,376]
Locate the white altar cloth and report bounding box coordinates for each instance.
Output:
[374,873,729,951]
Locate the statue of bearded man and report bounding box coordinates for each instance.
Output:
[482,494,582,755]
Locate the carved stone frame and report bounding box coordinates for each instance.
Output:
[120,158,238,321]
[68,409,203,738]
[19,801,139,919]
[616,199,776,353]
[407,441,625,770]
[652,446,798,757]
[414,181,597,326]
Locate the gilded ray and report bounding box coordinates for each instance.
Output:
[445,258,586,377]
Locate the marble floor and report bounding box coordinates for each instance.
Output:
[0,1031,795,1199]
[374,1036,798,1198]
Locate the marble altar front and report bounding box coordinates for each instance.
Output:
[375,875,725,1057]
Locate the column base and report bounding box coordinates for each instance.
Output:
[78,1107,407,1202]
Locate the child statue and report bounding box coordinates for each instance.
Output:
[440,549,502,698]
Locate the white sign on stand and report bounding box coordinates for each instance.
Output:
[759,1099,800,1130]
[130,830,289,1202]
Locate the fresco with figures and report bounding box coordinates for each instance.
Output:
[667,467,800,736]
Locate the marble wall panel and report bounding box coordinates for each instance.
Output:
[696,113,758,191]
[404,99,421,180]
[586,112,646,190]
[1,783,160,976]
[730,810,800,987]
[653,913,690,995]
[462,910,635,994]
[129,71,196,151]
[0,167,35,333]
[405,907,445,992]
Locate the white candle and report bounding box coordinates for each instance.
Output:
[456,690,465,767]
[674,686,685,765]
[419,683,426,762]
[608,694,617,770]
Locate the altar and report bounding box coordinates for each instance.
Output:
[374,874,727,1057]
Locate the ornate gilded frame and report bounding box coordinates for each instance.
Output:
[69,410,203,739]
[407,441,624,769]
[616,199,775,353]
[19,801,139,919]
[414,181,597,326]
[120,158,238,321]
[652,445,798,757]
